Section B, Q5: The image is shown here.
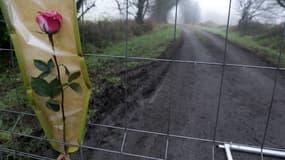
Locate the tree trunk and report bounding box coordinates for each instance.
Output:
[135,0,146,24]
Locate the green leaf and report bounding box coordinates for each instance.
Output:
[69,83,81,93]
[50,78,62,98]
[68,71,81,82]
[47,59,55,71]
[31,77,51,97]
[63,65,70,76]
[38,71,50,79]
[34,59,48,72]
[46,99,60,112]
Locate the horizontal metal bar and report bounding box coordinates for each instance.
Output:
[0,109,35,116]
[84,54,285,71]
[89,123,166,137]
[0,128,163,160]
[2,108,285,151]
[219,143,285,158]
[0,147,54,160]
[122,152,163,160]
[0,48,14,51]
[224,144,234,160]
[2,109,285,158]
[0,49,284,70]
[88,122,221,143]
[54,122,285,153]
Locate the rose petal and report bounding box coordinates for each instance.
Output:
[36,11,63,34]
[36,15,49,33]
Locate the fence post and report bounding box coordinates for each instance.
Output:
[173,0,178,41]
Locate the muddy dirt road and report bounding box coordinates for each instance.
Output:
[84,28,285,160]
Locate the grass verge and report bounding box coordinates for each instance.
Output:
[204,27,284,66]
[87,26,181,68]
[86,26,181,96]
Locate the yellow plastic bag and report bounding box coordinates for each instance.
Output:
[0,0,92,154]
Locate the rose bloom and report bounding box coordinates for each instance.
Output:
[36,11,63,34]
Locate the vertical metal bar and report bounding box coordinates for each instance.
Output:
[164,137,169,160]
[10,41,15,68]
[8,37,19,160]
[173,0,179,41]
[125,0,129,60]
[212,0,232,160]
[81,0,86,52]
[165,1,179,158]
[79,129,87,160]
[9,40,19,102]
[165,95,171,159]
[165,1,179,155]
[13,150,16,160]
[80,2,86,159]
[8,113,24,160]
[10,114,23,132]
[120,0,130,154]
[260,22,285,160]
[121,132,128,152]
[80,144,84,160]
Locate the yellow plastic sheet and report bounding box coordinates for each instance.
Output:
[0,0,92,153]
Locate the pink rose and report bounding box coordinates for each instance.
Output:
[36,11,63,34]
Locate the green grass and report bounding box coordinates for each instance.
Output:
[0,72,28,110]
[0,73,31,147]
[86,26,181,68]
[85,26,181,100]
[204,27,283,66]
[106,27,178,57]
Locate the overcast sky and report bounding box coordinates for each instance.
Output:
[85,0,239,24]
[199,0,239,24]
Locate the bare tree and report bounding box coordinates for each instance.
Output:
[237,0,281,27]
[114,0,153,24]
[76,0,96,20]
[132,0,151,24]
[277,0,285,8]
[114,0,124,17]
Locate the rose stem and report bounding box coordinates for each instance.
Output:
[48,34,67,154]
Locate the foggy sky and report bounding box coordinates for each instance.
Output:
[85,0,239,25]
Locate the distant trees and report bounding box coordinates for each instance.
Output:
[179,0,201,24]
[113,0,177,23]
[113,0,178,24]
[112,0,199,24]
[151,0,177,23]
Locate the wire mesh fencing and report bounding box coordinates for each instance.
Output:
[1,0,285,160]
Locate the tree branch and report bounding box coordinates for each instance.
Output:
[78,2,96,20]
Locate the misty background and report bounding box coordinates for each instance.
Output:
[83,0,247,25]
